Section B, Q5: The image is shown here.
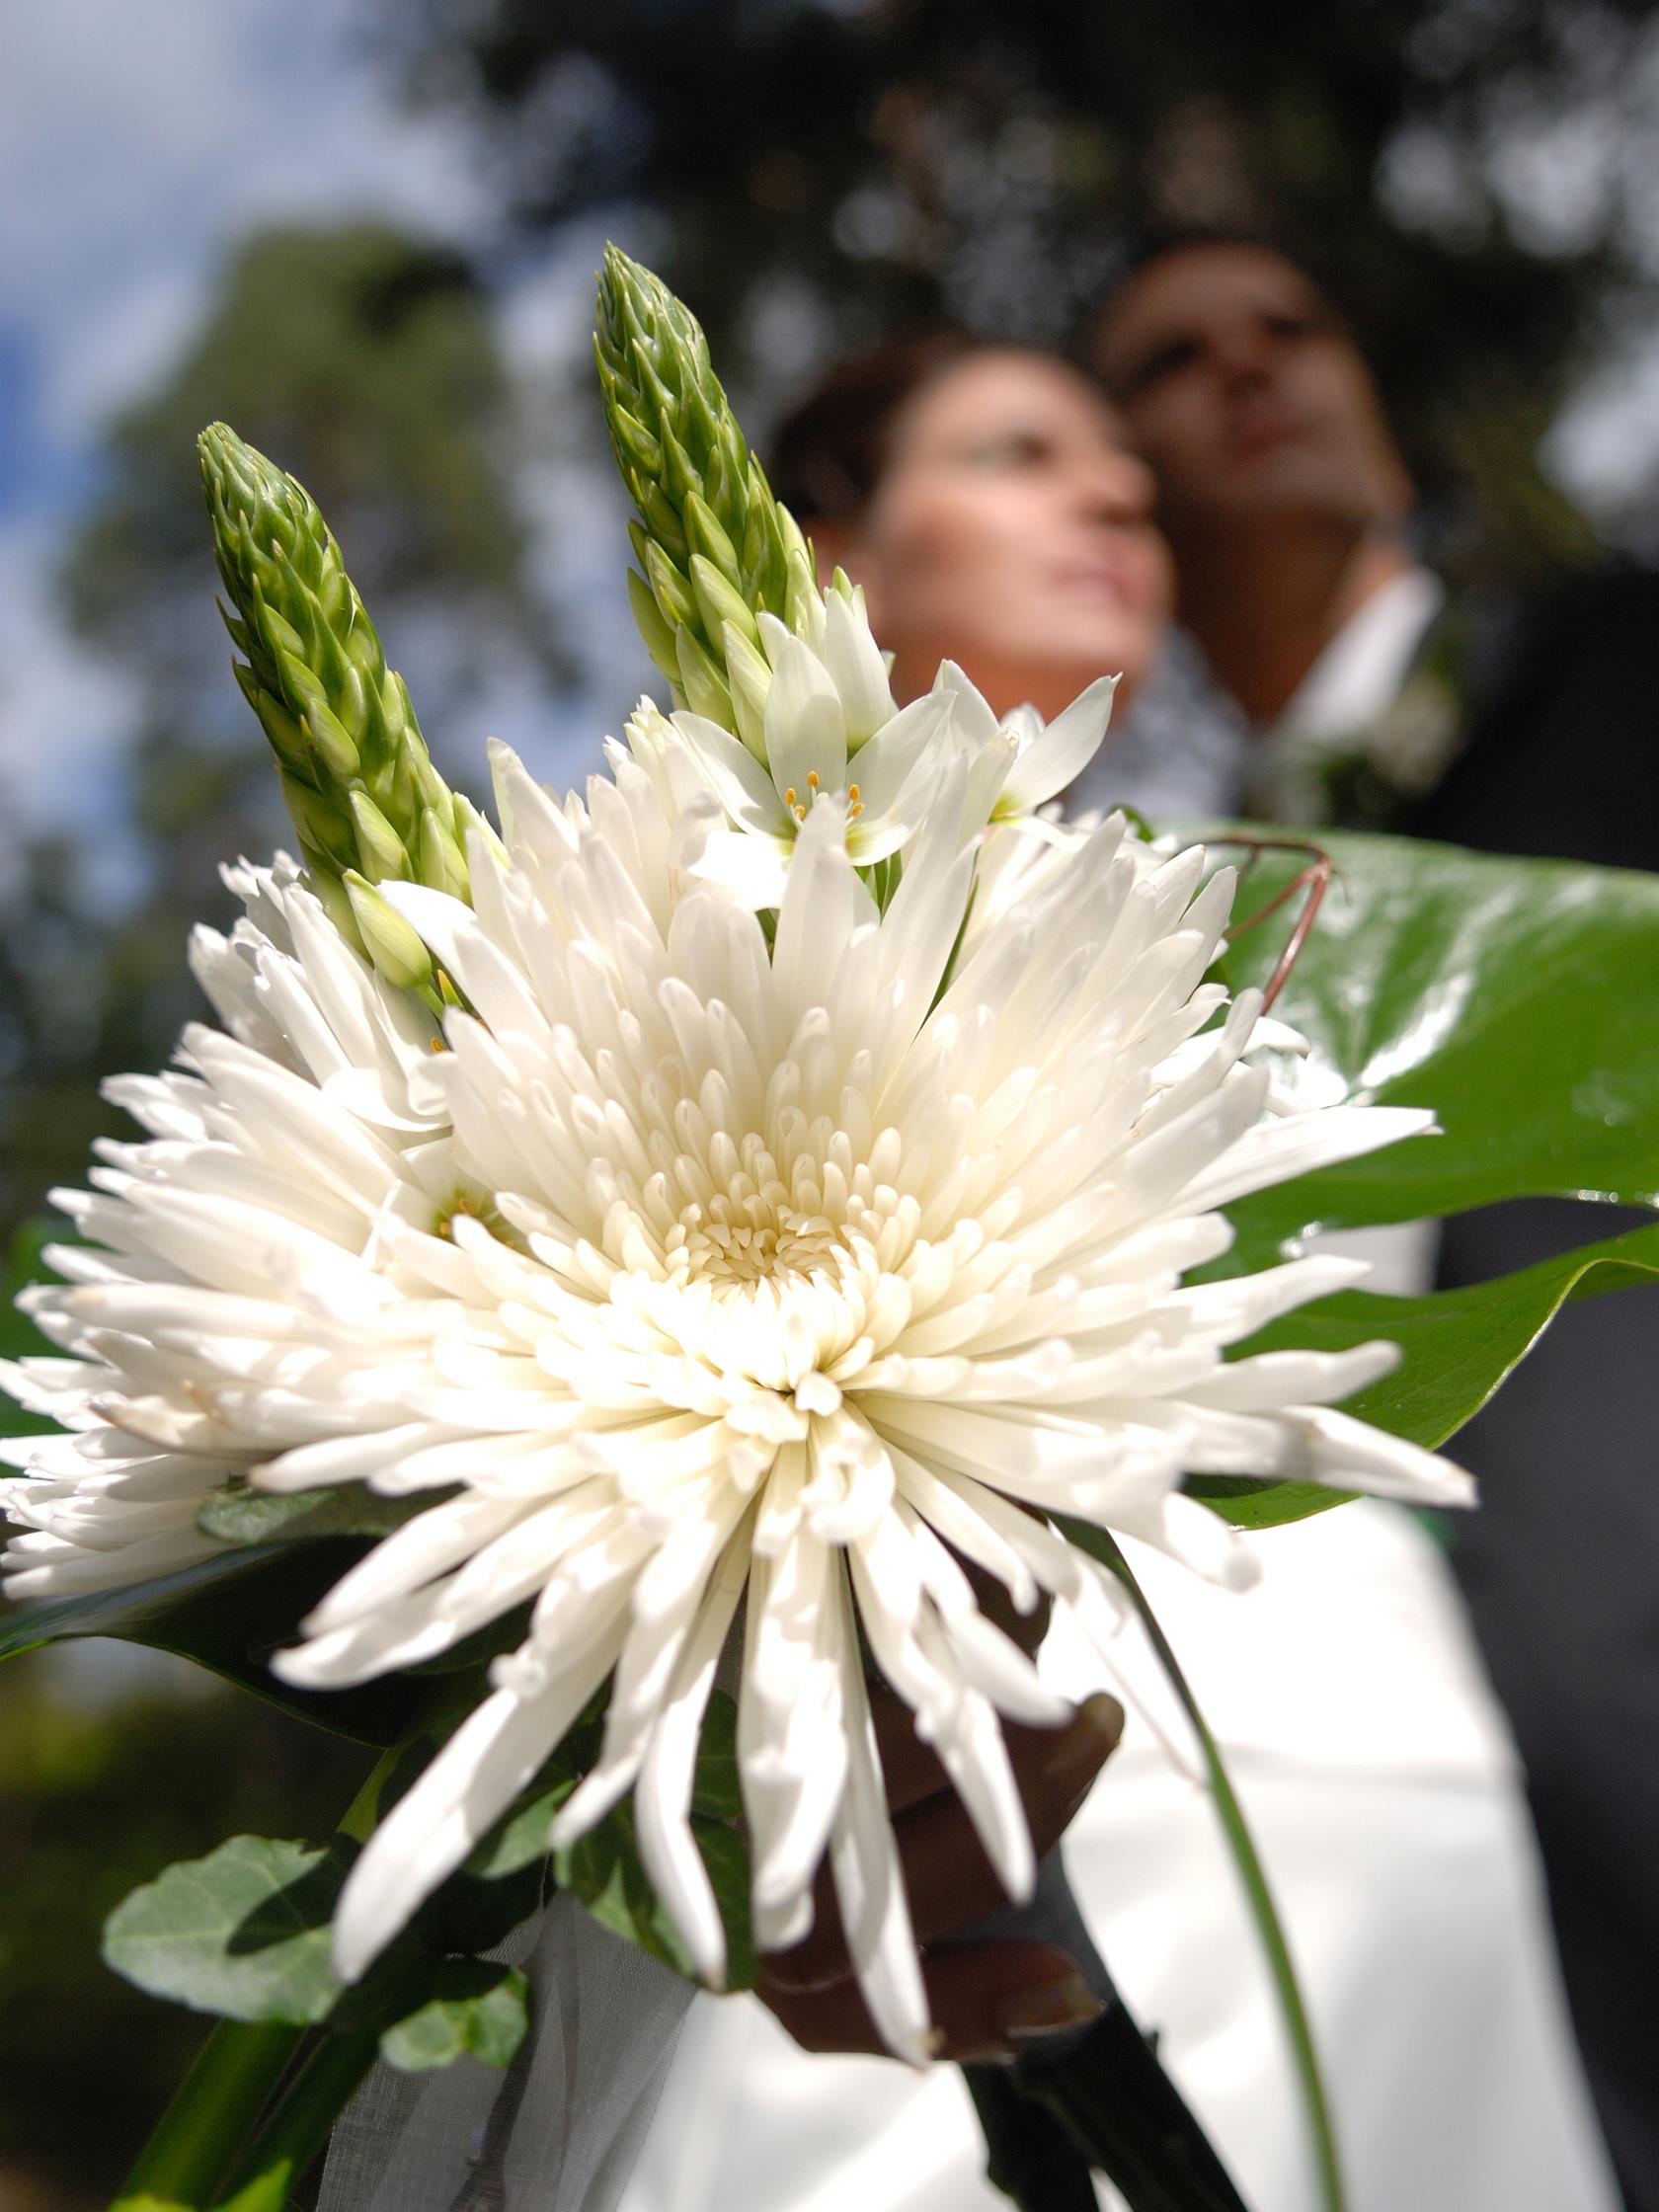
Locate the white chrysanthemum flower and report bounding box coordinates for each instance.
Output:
[1,740,1468,2062]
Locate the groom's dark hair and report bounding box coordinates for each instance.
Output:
[1099,225,1361,347]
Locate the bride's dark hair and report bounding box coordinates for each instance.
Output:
[766,330,987,525]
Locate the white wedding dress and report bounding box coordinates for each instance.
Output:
[615,1504,1618,2212]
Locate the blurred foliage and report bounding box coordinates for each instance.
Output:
[61,222,536,689]
[0,1225,368,2205]
[0,225,548,2201]
[0,1674,368,2204]
[379,0,1653,576]
[0,220,553,1250]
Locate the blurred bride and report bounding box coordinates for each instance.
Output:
[614,337,1615,2212]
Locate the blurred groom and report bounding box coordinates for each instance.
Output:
[1092,234,1659,2212]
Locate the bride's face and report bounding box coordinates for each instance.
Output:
[836,352,1172,722]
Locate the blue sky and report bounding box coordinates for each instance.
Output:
[0,0,645,882]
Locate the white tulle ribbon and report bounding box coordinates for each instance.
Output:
[319,1900,695,2212]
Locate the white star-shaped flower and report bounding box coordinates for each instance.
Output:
[626,592,955,905]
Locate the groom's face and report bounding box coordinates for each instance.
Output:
[1091,244,1412,543]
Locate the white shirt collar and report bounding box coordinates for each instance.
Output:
[1272,565,1445,739]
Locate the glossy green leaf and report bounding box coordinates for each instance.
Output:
[1188,1217,1659,1529]
[1183,1474,1352,1532]
[377,1962,528,2072]
[1211,830,1659,1258]
[0,1541,424,1745]
[103,1835,352,2026]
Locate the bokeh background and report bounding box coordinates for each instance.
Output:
[2,1,1658,2200]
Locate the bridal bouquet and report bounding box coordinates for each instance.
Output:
[6,251,1659,2212]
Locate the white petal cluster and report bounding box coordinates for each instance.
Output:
[1,736,1468,2061]
[0,854,457,1591]
[625,577,1121,906]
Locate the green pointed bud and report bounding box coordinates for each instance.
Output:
[199,422,487,984]
[594,246,822,734]
[344,873,434,996]
[610,404,664,478]
[258,601,308,670]
[684,493,743,590]
[278,772,356,869]
[674,625,736,730]
[784,547,822,641]
[233,661,308,772]
[349,789,410,883]
[418,808,471,901]
[658,421,700,514]
[740,473,788,611]
[453,795,508,874]
[776,503,812,570]
[627,568,681,683]
[690,554,758,653]
[640,536,699,638]
[308,867,361,949]
[723,621,772,758]
[636,479,690,569]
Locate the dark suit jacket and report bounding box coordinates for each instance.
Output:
[1404,564,1659,2211]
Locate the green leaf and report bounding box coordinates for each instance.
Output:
[197,1480,454,1547]
[469,1776,581,1882]
[1,1219,61,1438]
[1190,1217,1659,1529]
[691,1690,742,1820]
[103,1835,352,2026]
[1183,1475,1350,1532]
[462,1690,608,1883]
[555,1797,756,1992]
[378,1961,528,2072]
[104,1815,529,2070]
[691,1815,757,1991]
[0,1541,425,1745]
[1210,830,1659,1260]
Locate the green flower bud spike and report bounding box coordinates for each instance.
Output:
[198,424,502,1002]
[595,246,819,752]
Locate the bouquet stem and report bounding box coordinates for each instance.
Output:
[1009,2008,1253,2212]
[959,1851,1253,2212]
[208,2026,383,2211]
[110,2019,305,2212]
[964,2062,1099,2210]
